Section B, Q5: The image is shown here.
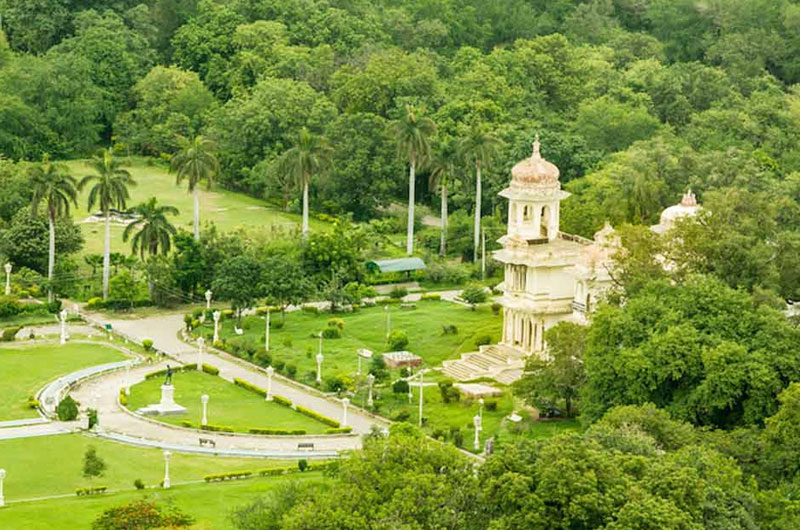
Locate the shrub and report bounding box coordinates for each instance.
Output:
[474,334,492,347]
[203,471,252,482]
[118,389,127,407]
[389,287,408,299]
[274,360,286,372]
[202,364,220,376]
[442,324,458,335]
[282,337,293,348]
[393,409,411,422]
[327,317,344,330]
[133,479,145,490]
[183,314,193,330]
[75,486,107,496]
[200,424,234,433]
[233,378,266,398]
[438,382,461,404]
[285,364,297,377]
[248,428,306,435]
[420,293,441,301]
[461,285,488,307]
[295,405,340,427]
[27,396,40,409]
[272,394,292,407]
[255,350,272,367]
[423,261,469,285]
[324,427,353,434]
[491,302,502,315]
[191,319,201,330]
[271,320,284,330]
[181,420,193,428]
[57,395,79,421]
[298,459,308,472]
[450,426,464,447]
[324,376,346,393]
[1,326,20,342]
[322,327,341,339]
[392,380,410,394]
[485,400,498,412]
[88,408,99,429]
[302,305,320,315]
[142,339,154,351]
[0,296,21,318]
[387,329,409,350]
[191,308,204,319]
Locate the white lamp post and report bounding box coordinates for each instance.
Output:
[316,352,324,384]
[367,373,375,408]
[163,450,171,489]
[264,308,270,352]
[201,394,209,426]
[418,372,424,428]
[479,398,485,421]
[197,337,205,368]
[4,263,11,296]
[0,468,5,507]
[357,349,372,376]
[205,290,212,311]
[265,365,274,401]
[212,310,221,344]
[341,397,349,427]
[473,414,482,451]
[384,305,391,339]
[59,309,68,345]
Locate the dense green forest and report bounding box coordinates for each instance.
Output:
[3,0,800,246]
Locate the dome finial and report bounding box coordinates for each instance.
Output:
[532,133,541,159]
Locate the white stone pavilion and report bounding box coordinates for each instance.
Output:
[443,137,615,383]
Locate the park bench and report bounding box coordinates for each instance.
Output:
[297,442,314,451]
[199,438,216,448]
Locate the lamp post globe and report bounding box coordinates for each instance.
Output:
[205,290,212,310]
[3,263,11,296]
[265,365,274,401]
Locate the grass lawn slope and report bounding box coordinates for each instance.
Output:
[126,370,332,433]
[0,342,126,421]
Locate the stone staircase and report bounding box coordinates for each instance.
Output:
[442,344,528,384]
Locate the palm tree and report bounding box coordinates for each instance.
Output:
[30,156,78,303]
[79,149,136,300]
[278,128,332,236]
[390,104,436,255]
[428,143,459,257]
[122,198,179,259]
[457,123,503,262]
[171,136,219,241]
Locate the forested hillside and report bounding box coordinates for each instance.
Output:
[3,0,800,244]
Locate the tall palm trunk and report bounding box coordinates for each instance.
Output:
[440,180,448,257]
[302,176,309,235]
[102,214,111,300]
[473,162,482,262]
[47,213,56,303]
[406,160,416,255]
[193,187,200,240]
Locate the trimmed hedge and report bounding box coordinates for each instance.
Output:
[233,378,266,397]
[76,486,107,496]
[324,427,353,434]
[248,428,307,435]
[203,471,252,483]
[295,405,340,428]
[200,424,234,433]
[271,394,292,408]
[202,364,220,376]
[1,326,20,342]
[119,389,128,407]
[420,293,441,301]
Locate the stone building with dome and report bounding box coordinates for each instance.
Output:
[443,137,617,384]
[442,137,703,384]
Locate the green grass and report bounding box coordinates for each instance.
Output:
[0,312,61,329]
[500,417,582,441]
[126,370,331,433]
[0,342,127,421]
[207,300,502,380]
[0,434,301,501]
[63,158,327,258]
[0,470,326,530]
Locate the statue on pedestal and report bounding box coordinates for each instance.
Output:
[164,364,173,386]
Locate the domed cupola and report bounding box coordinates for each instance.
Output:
[510,135,560,190]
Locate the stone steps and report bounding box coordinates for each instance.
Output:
[442,361,480,381]
[462,353,494,371]
[494,368,524,385]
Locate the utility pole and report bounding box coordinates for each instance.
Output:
[481,227,486,281]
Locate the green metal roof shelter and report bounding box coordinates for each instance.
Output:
[366,258,427,274]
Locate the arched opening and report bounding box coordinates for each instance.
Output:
[523,204,533,222]
[540,205,550,238]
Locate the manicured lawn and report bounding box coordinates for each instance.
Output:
[205,300,502,382]
[499,417,583,441]
[63,158,328,257]
[0,434,302,501]
[126,370,331,433]
[0,312,62,330]
[0,471,327,529]
[0,342,127,421]
[351,375,516,452]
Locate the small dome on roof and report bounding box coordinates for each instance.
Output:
[511,135,560,187]
[659,190,701,227]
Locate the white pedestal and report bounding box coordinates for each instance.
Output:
[137,384,187,416]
